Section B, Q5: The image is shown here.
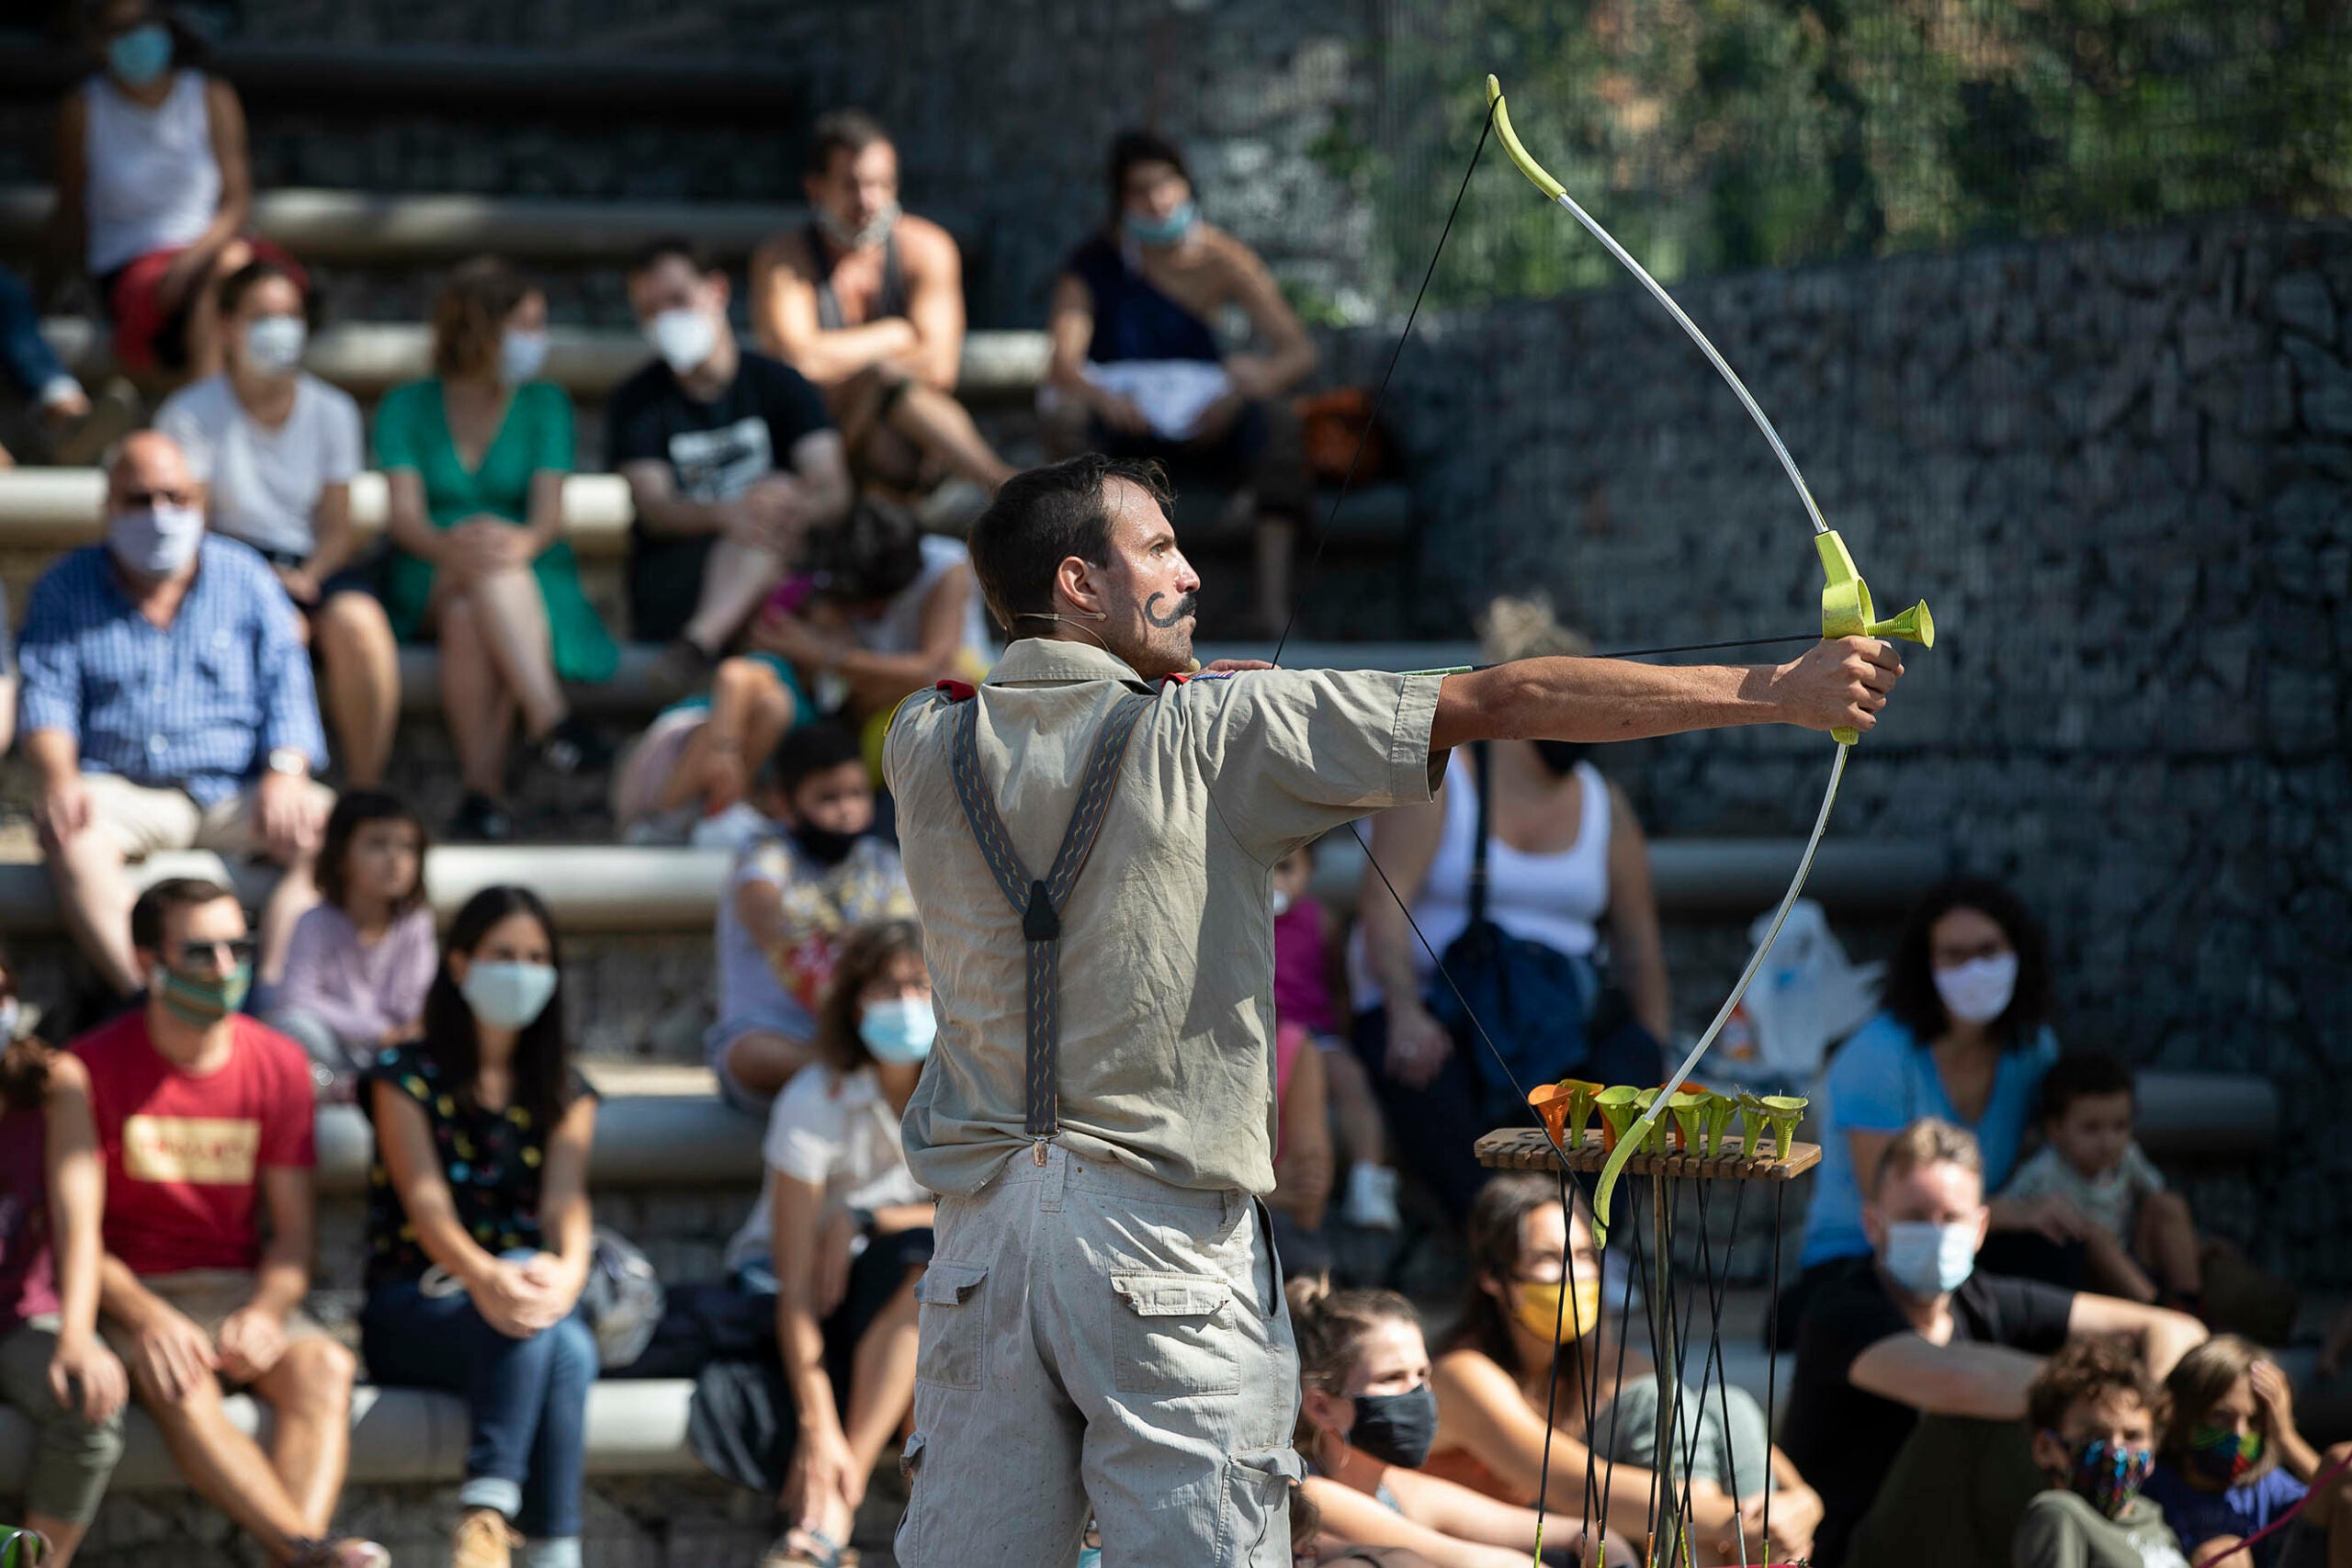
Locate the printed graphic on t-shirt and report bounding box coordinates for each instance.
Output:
[123,1113,262,1184]
[668,416,773,502]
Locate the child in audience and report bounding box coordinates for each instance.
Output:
[1291,1278,1627,1568]
[2143,1335,2352,1568]
[610,651,804,848]
[722,919,936,1568]
[359,885,600,1568]
[1272,840,1401,1230]
[2013,1335,2187,1566]
[2002,1052,2201,1307]
[0,964,128,1568]
[265,791,435,1097]
[1269,1010,1334,1279]
[707,722,915,1113]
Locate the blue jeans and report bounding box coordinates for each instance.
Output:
[360,1273,597,1538]
[0,266,69,403]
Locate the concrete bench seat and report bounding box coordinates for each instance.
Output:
[32,319,1052,402]
[0,1381,704,1494]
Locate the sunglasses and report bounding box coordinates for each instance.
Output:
[176,937,256,966]
[120,489,199,509]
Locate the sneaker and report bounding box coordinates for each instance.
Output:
[447,791,515,843]
[535,717,613,777]
[644,637,718,704]
[1341,1162,1402,1231]
[288,1539,392,1568]
[449,1508,517,1568]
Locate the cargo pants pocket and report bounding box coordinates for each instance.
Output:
[912,1262,989,1390]
[1110,1270,1239,1397]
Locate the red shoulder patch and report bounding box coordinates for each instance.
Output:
[934,679,979,702]
[1159,671,1193,687]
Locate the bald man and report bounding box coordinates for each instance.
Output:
[19,430,332,996]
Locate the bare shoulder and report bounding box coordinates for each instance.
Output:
[894,212,962,270]
[757,226,819,281]
[42,1047,90,1095]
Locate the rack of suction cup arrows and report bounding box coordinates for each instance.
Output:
[1475,1083,1821,1180]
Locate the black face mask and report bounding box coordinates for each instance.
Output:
[789,820,863,868]
[1531,739,1590,777]
[1349,1384,1438,1469]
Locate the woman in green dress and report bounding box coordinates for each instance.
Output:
[377,256,618,840]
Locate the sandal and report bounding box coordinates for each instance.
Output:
[757,1528,859,1568]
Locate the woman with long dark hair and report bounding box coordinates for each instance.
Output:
[1423,1176,1820,1564]
[1787,874,2071,1326]
[356,886,600,1568]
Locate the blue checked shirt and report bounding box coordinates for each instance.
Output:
[17,537,327,806]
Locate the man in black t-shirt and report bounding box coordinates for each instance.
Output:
[1781,1117,2205,1568]
[610,237,852,692]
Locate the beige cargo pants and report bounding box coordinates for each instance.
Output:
[896,1144,1303,1566]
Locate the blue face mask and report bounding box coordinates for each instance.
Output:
[1124,199,1198,248]
[461,961,559,1031]
[107,21,174,87]
[1881,1218,1977,1298]
[859,997,936,1065]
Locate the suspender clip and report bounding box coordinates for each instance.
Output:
[1022,879,1060,942]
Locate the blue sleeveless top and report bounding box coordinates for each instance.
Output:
[1065,233,1220,365]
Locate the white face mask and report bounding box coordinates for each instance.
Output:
[1270,889,1294,919]
[460,960,559,1031]
[108,502,206,577]
[646,306,717,374]
[1881,1218,1978,1298]
[500,327,549,385]
[0,998,20,1042]
[1934,952,2018,1026]
[243,314,306,375]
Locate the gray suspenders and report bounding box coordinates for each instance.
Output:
[944,688,1149,1157]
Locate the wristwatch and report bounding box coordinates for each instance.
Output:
[265,748,309,777]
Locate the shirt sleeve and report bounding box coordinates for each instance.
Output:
[273,908,390,1047]
[761,1069,841,1189]
[1799,1277,1915,1383]
[250,558,328,766]
[1192,669,1445,863]
[2010,1492,2096,1568]
[1983,1274,2077,1354]
[2120,1143,2165,1196]
[529,384,577,475]
[605,370,665,470]
[15,563,83,742]
[372,383,423,472]
[319,386,364,485]
[259,1030,319,1168]
[389,908,439,1032]
[154,389,213,480]
[1823,1015,1917,1136]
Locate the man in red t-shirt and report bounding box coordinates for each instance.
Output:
[80,877,386,1568]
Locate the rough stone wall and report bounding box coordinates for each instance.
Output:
[1326,217,2350,1278]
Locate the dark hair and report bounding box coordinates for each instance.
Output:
[1107,129,1192,225]
[761,721,865,801]
[316,791,428,917]
[130,876,239,957]
[431,255,533,379]
[808,108,891,177]
[2160,1335,2279,1484]
[967,454,1173,632]
[628,235,712,278]
[1881,875,2053,1051]
[809,497,926,606]
[2038,1051,2135,1127]
[419,886,575,1129]
[2029,1333,2166,1434]
[216,257,305,320]
[813,919,925,1075]
[0,942,44,1115]
[1442,1174,1599,1374]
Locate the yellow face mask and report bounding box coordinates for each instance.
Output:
[1512,1277,1602,1343]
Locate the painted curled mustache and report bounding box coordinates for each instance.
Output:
[1143,592,1198,628]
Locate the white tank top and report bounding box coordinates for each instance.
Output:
[83,71,220,276]
[1351,750,1613,1010]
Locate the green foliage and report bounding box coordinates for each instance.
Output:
[1356,0,2352,304]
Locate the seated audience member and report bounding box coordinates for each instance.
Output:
[749,495,991,770]
[1427,1175,1821,1563]
[53,0,294,384]
[263,791,435,1095]
[1291,1279,1625,1568]
[1268,1012,1335,1280]
[20,431,332,997]
[1354,597,1669,1221]
[0,974,129,1568]
[2003,1052,2202,1310]
[0,264,123,467]
[2143,1335,2352,1568]
[82,879,383,1567]
[1789,875,2070,1335]
[751,108,1014,508]
[612,237,851,690]
[723,919,935,1568]
[2013,1337,2188,1567]
[1780,1117,2206,1568]
[707,723,914,1113]
[378,256,616,841]
[1273,840,1400,1231]
[611,652,804,847]
[156,259,400,787]
[1045,129,1318,636]
[360,885,600,1568]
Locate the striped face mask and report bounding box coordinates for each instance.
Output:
[2188,1425,2263,1485]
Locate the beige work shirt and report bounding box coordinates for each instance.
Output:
[885,638,1444,1198]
